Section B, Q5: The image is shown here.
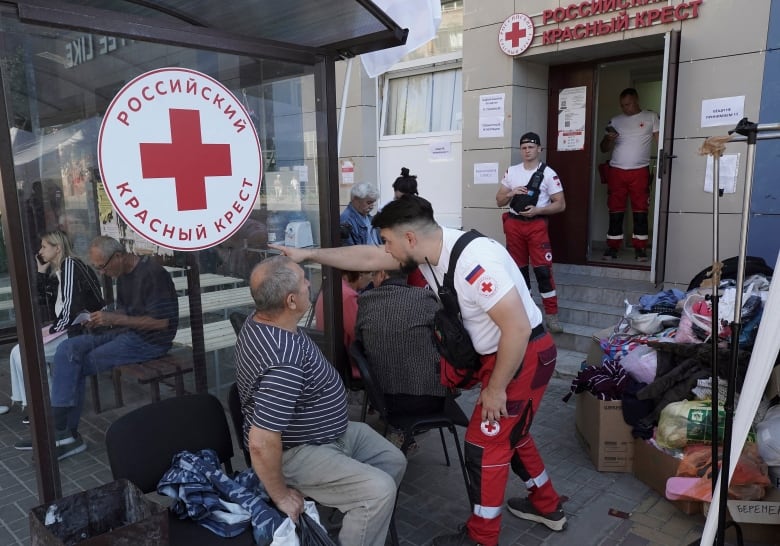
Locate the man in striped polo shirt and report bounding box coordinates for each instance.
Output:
[235,256,406,546]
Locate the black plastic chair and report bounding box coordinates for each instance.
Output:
[105,394,253,545]
[349,340,471,499]
[229,310,248,336]
[228,382,252,468]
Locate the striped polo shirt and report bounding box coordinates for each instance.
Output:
[235,318,348,450]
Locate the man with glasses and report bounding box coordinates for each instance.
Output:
[340,182,381,246]
[15,235,178,459]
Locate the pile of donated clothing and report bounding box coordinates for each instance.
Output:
[566,256,779,503]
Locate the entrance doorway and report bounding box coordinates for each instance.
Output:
[542,36,674,275]
[591,55,663,266]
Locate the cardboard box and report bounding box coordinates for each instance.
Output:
[703,491,780,544]
[575,392,633,472]
[633,438,701,515]
[727,487,780,524]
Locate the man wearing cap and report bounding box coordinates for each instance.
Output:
[496,132,566,334]
[599,88,659,262]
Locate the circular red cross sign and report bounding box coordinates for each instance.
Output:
[98,67,262,251]
[498,13,534,56]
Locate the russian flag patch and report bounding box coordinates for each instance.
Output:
[466,265,485,284]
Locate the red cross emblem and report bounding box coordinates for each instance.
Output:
[498,13,534,56]
[98,67,262,251]
[505,22,526,48]
[480,420,501,436]
[479,276,497,297]
[140,109,232,212]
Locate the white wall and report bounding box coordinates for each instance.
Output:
[378,133,463,227]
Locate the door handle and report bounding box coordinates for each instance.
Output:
[659,150,677,176]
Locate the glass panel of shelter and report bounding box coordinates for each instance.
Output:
[0,9,322,394]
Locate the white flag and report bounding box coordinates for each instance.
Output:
[360,0,442,78]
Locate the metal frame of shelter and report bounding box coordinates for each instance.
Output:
[0,0,408,503]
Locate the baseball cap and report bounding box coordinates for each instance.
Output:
[519,132,541,145]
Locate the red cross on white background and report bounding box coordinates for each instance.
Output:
[505,22,526,48]
[498,13,534,57]
[140,108,232,211]
[481,281,494,293]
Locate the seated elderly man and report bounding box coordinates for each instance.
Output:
[235,256,406,546]
[356,269,449,417]
[15,235,178,458]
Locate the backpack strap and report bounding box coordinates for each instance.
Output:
[526,162,546,194]
[442,229,484,313]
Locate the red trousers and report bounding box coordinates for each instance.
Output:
[502,213,557,315]
[464,332,561,546]
[605,166,650,250]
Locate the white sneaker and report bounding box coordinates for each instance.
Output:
[0,405,9,415]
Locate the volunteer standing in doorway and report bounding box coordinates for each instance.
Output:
[496,132,566,334]
[600,88,659,262]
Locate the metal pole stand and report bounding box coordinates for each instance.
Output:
[714,118,780,546]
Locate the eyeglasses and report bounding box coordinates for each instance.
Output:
[95,252,117,271]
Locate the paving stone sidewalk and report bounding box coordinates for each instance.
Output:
[0,341,762,545]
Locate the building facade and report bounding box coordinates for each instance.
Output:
[339,0,780,287]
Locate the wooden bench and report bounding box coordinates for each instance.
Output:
[90,352,194,412]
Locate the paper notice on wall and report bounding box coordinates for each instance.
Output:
[557,86,586,151]
[341,159,354,184]
[704,153,740,194]
[479,94,505,117]
[479,93,505,138]
[429,141,452,160]
[474,163,499,185]
[701,96,745,128]
[479,116,504,138]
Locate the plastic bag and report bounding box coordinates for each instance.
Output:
[271,500,324,546]
[757,404,780,466]
[667,443,770,502]
[628,311,664,335]
[620,345,658,384]
[657,400,726,449]
[298,512,337,546]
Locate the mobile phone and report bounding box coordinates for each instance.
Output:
[36,254,46,266]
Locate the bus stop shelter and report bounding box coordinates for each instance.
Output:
[0,0,407,504]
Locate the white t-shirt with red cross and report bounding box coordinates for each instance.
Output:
[419,228,543,356]
[501,162,563,214]
[607,109,659,169]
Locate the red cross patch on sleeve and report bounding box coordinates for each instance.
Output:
[478,276,497,297]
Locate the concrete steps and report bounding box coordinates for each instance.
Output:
[531,263,657,377]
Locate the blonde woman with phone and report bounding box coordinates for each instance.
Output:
[0,230,104,424]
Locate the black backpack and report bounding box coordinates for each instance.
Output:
[427,230,484,389]
[509,162,546,213]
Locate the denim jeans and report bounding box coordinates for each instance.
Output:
[281,421,406,546]
[50,330,170,432]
